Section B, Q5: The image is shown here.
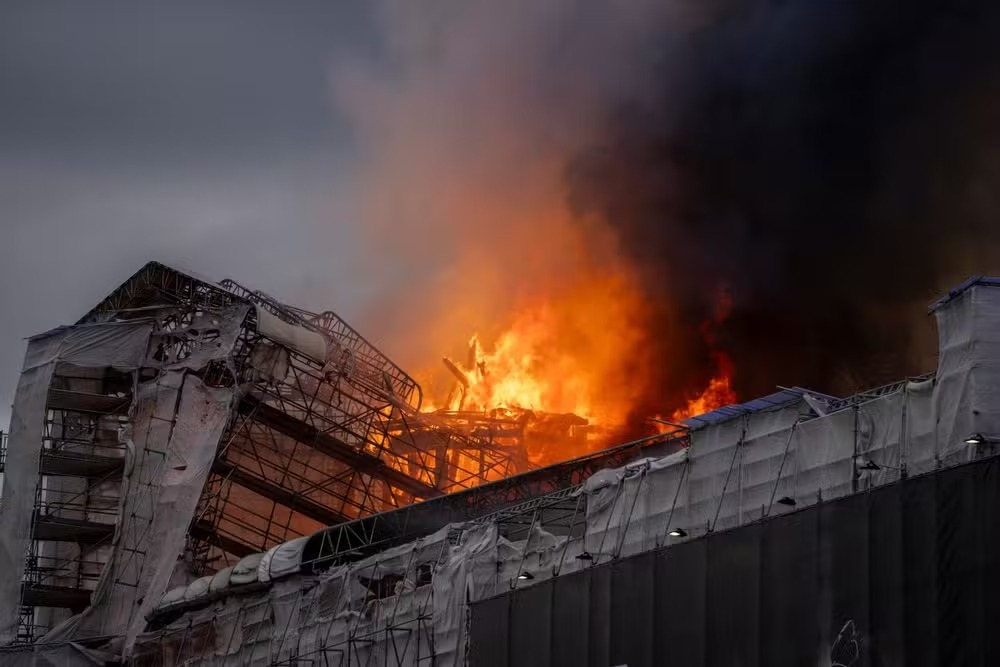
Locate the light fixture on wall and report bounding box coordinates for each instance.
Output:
[777,496,797,507]
[575,551,594,561]
[858,459,881,471]
[965,433,986,445]
[517,571,534,581]
[668,528,687,538]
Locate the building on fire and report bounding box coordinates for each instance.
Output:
[0,263,999,665]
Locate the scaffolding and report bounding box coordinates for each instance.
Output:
[1,364,131,641]
[2,262,530,645]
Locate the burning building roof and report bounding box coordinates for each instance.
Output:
[1,266,998,666]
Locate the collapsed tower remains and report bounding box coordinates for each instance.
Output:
[0,262,528,647]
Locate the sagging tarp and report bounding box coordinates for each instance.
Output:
[470,453,1000,667]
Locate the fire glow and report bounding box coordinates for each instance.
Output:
[420,274,737,466]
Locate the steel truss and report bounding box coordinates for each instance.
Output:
[300,428,689,571]
[76,262,529,573]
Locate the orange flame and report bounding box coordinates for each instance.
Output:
[669,370,737,423]
[422,278,738,465]
[420,270,653,465]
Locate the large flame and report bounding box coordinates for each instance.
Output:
[334,2,737,470]
[420,271,738,466]
[436,272,645,423]
[669,356,737,423]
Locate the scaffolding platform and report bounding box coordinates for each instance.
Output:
[32,515,115,544]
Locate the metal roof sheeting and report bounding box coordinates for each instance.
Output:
[681,387,835,429]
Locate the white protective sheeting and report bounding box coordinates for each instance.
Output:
[44,371,235,652]
[255,307,327,364]
[933,281,1000,464]
[29,304,249,653]
[209,566,234,594]
[158,587,186,608]
[133,522,513,667]
[0,321,154,645]
[258,536,310,583]
[184,576,213,601]
[230,553,265,587]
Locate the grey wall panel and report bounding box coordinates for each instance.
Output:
[551,573,589,666]
[902,473,939,667]
[759,509,820,667]
[609,552,654,667]
[706,526,760,667]
[470,456,1000,667]
[470,594,509,667]
[868,482,905,667]
[655,539,707,667]
[510,580,552,667]
[587,566,611,667]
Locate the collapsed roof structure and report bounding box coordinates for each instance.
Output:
[0,263,536,651]
[1,267,999,666]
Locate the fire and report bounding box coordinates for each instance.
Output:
[669,368,737,423]
[419,274,739,466]
[418,270,653,464]
[669,293,738,422]
[334,0,740,475]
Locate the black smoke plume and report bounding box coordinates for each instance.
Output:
[570,0,1000,410]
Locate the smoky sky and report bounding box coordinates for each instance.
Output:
[0,2,386,427]
[571,0,1000,410]
[3,0,1000,433]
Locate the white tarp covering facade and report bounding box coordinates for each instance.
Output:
[0,301,249,659]
[44,371,236,651]
[0,320,155,645]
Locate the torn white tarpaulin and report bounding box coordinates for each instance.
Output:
[27,320,155,372]
[44,371,235,653]
[255,307,327,364]
[150,304,249,371]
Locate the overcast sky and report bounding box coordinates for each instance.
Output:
[0,2,389,426]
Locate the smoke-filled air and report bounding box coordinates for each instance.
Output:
[335,0,1000,465]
